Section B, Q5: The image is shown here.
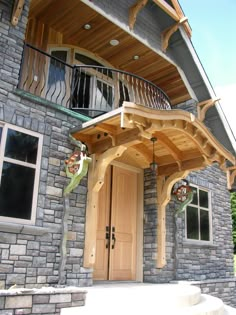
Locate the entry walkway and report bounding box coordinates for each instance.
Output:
[61,282,236,315]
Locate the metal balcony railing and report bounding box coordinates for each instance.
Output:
[18,43,171,118]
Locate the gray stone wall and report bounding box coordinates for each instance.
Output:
[143,164,234,283]
[0,0,92,289]
[0,286,86,315]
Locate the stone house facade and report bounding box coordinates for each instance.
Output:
[0,0,236,306]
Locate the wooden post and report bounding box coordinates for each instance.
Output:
[11,0,25,26]
[83,146,127,267]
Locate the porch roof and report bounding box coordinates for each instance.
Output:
[71,102,235,176]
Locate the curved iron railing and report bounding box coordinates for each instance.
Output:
[19,43,171,118]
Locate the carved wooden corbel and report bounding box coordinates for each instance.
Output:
[11,0,25,26]
[227,166,236,191]
[161,16,188,52]
[197,97,220,122]
[129,0,148,30]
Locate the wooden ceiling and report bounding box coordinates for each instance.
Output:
[28,0,191,106]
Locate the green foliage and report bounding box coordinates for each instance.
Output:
[231,192,236,253]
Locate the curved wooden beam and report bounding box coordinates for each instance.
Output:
[129,0,148,31]
[121,102,235,165]
[155,131,182,170]
[162,17,188,52]
[227,166,236,191]
[197,97,220,121]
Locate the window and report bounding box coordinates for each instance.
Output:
[0,124,42,224]
[185,186,211,242]
[72,52,114,117]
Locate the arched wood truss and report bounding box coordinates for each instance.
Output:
[71,102,235,268]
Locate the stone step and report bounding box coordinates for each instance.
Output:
[61,283,236,315]
[224,305,236,315]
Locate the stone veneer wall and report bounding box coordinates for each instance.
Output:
[0,287,86,315]
[0,0,92,289]
[143,164,234,282]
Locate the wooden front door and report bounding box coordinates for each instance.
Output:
[94,165,138,280]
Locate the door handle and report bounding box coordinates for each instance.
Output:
[105,226,110,249]
[112,226,116,249]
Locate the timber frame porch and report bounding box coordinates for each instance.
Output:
[71,102,236,269]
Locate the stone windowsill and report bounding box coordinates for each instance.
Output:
[0,286,87,297]
[0,221,51,235]
[182,240,217,248]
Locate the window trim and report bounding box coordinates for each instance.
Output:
[184,184,212,244]
[0,123,43,225]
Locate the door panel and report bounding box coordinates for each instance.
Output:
[109,166,137,280]
[94,165,137,281]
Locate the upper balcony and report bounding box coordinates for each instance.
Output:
[18,44,171,119]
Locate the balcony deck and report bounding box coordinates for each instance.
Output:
[18,44,171,119]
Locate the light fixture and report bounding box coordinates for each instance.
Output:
[150,137,158,172]
[133,55,140,60]
[83,24,91,30]
[109,39,120,46]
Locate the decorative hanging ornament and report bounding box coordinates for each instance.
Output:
[172,180,194,214]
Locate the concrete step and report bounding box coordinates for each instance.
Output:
[61,283,236,315]
[224,305,236,315]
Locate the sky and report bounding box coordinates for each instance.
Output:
[179,0,236,140]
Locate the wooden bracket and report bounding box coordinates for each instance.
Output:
[197,97,220,121]
[11,0,25,26]
[129,0,148,31]
[157,170,189,268]
[227,166,236,191]
[161,17,188,52]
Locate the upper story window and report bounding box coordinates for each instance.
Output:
[185,185,212,242]
[0,123,43,224]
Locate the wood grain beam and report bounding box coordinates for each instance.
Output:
[170,0,192,37]
[155,131,182,168]
[11,0,25,26]
[153,0,179,21]
[161,17,188,52]
[158,156,206,176]
[227,166,236,191]
[91,128,141,154]
[129,0,148,30]
[197,97,220,121]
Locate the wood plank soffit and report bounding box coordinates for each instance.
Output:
[197,97,220,122]
[161,16,188,52]
[11,0,25,26]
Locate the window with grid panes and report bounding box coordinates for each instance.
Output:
[185,186,211,242]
